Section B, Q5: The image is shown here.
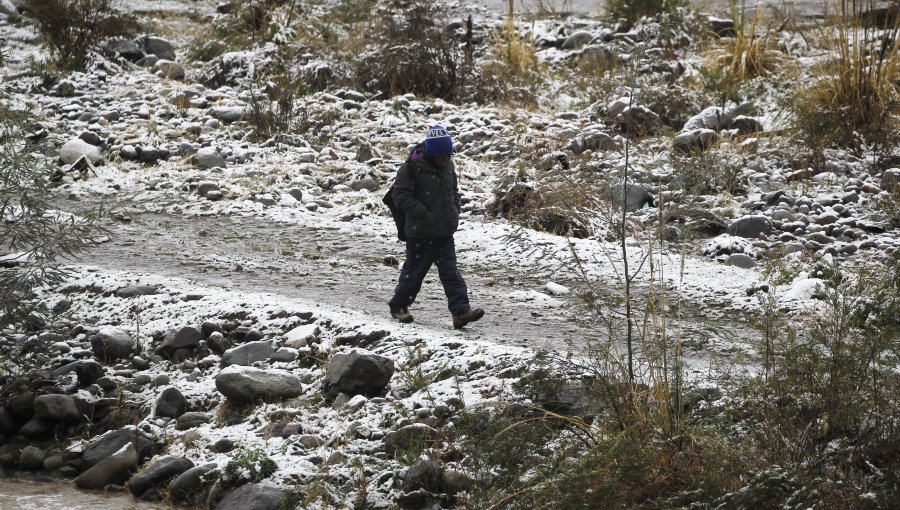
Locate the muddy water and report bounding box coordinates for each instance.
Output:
[0,478,170,510]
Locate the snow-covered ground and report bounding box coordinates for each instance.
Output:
[1,0,898,508]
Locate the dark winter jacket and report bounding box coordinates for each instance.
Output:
[392,147,460,239]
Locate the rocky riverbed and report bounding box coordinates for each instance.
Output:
[1,0,898,508]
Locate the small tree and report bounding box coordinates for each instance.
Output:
[0,98,106,328]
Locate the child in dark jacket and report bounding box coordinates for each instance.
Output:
[388,125,484,329]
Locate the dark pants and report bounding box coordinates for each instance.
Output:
[389,236,470,315]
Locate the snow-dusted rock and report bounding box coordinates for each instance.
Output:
[54,79,76,97]
[82,426,153,469]
[323,349,394,402]
[75,443,139,490]
[673,128,719,154]
[138,35,176,60]
[193,147,226,169]
[59,138,102,165]
[726,215,772,239]
[153,59,185,80]
[156,326,202,357]
[725,253,757,269]
[104,37,144,61]
[220,341,274,367]
[215,366,302,404]
[127,456,193,499]
[561,31,595,50]
[155,387,188,418]
[284,323,319,348]
[90,327,135,362]
[881,168,900,192]
[545,282,570,295]
[211,106,247,124]
[169,464,217,505]
[214,483,284,510]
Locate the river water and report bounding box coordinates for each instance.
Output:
[0,478,170,510]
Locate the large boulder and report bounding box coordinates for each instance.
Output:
[220,341,274,368]
[880,168,900,193]
[127,456,194,499]
[155,326,202,357]
[153,59,186,80]
[214,483,284,510]
[91,327,136,362]
[75,443,139,490]
[193,147,227,169]
[155,387,188,418]
[402,457,445,494]
[33,394,81,423]
[137,35,176,60]
[169,463,217,505]
[561,30,595,50]
[215,366,302,404]
[82,426,153,470]
[673,128,719,154]
[323,350,394,402]
[18,446,46,471]
[58,138,102,165]
[727,215,772,238]
[103,37,144,61]
[600,182,653,212]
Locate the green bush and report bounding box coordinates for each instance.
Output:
[221,448,278,488]
[606,0,684,28]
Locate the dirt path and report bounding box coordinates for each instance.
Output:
[61,201,757,368]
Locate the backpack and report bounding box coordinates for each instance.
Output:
[383,185,407,241]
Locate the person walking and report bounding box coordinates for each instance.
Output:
[388,125,484,329]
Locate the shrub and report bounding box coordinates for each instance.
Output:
[24,0,139,71]
[221,448,278,488]
[0,98,106,329]
[605,0,684,28]
[354,1,461,100]
[792,0,900,149]
[704,0,784,85]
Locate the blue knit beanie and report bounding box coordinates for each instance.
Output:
[423,125,453,157]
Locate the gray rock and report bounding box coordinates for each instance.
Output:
[138,36,176,60]
[52,359,103,386]
[193,147,226,169]
[154,374,170,387]
[600,182,653,213]
[59,138,102,165]
[127,456,194,498]
[153,60,185,80]
[351,177,379,192]
[580,132,618,152]
[156,326,202,357]
[52,298,71,314]
[120,145,139,160]
[383,424,437,457]
[18,446,46,471]
[725,253,757,269]
[78,130,102,146]
[561,31,595,50]
[727,215,772,238]
[55,80,76,97]
[220,341,274,368]
[18,418,53,439]
[269,347,298,363]
[673,128,719,154]
[214,483,283,510]
[881,168,900,192]
[75,443,138,490]
[323,350,395,402]
[91,327,136,362]
[34,394,81,423]
[82,426,152,470]
[0,0,19,18]
[296,435,325,449]
[403,457,445,494]
[731,115,763,134]
[104,37,144,61]
[155,387,188,418]
[211,106,246,124]
[443,468,477,495]
[115,285,158,298]
[682,103,752,132]
[196,181,220,198]
[215,366,302,404]
[169,464,217,505]
[0,408,16,436]
[254,194,276,207]
[43,454,66,471]
[175,412,211,431]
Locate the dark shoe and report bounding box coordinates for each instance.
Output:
[391,307,413,323]
[452,308,484,329]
